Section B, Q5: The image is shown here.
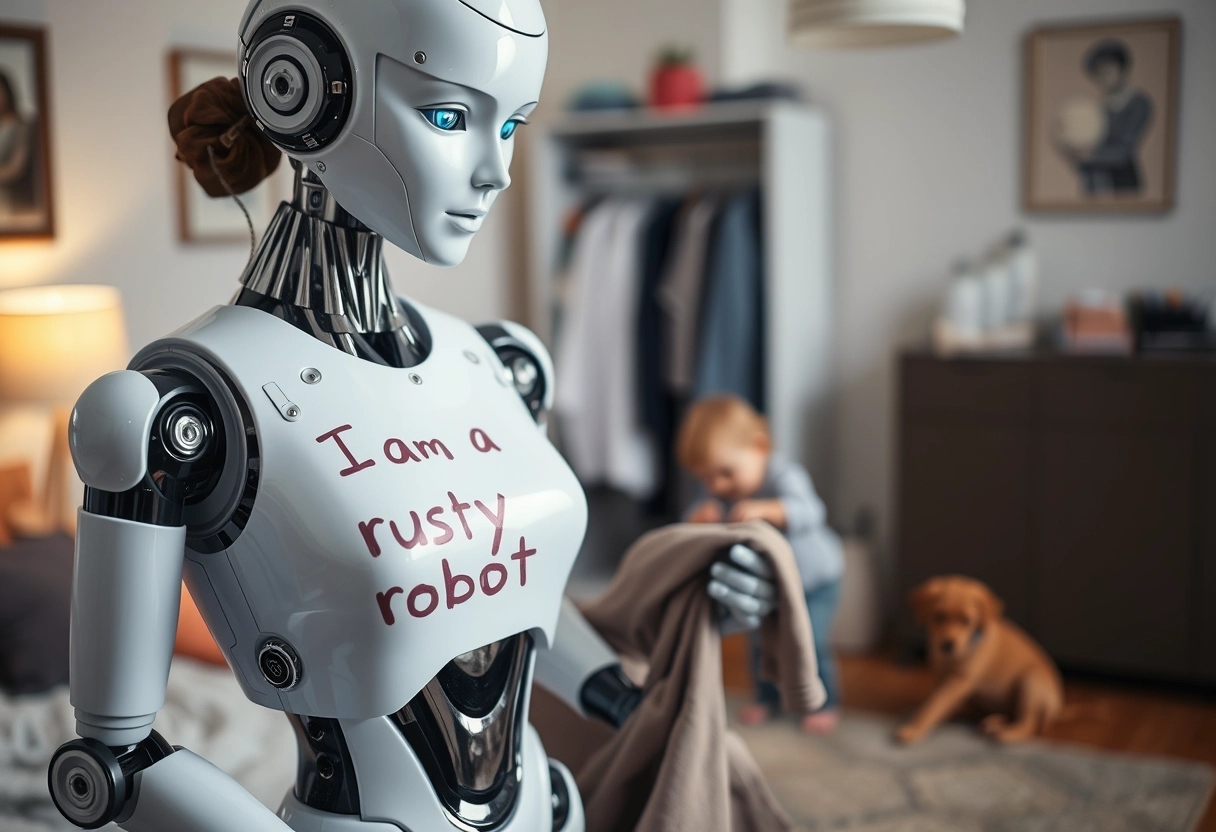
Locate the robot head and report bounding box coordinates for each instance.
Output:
[238,0,547,266]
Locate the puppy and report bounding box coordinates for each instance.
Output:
[896,576,1064,744]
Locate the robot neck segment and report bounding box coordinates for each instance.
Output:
[235,163,431,368]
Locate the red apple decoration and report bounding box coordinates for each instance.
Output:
[649,47,704,110]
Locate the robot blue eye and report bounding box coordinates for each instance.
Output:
[500,119,523,140]
[420,108,465,131]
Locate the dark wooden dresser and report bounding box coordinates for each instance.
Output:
[896,350,1216,685]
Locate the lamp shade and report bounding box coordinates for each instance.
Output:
[0,285,128,404]
[789,0,964,48]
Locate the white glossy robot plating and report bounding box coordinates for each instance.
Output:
[48,1,776,830]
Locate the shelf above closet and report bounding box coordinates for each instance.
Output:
[547,100,792,143]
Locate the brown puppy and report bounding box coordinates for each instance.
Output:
[896,576,1064,744]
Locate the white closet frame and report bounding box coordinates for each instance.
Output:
[526,101,835,493]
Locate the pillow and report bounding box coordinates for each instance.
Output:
[0,533,72,694]
[0,533,228,698]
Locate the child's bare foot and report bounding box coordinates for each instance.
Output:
[738,703,773,725]
[800,709,840,734]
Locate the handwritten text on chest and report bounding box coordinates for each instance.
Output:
[317,423,539,626]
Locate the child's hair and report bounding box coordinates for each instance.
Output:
[676,395,769,470]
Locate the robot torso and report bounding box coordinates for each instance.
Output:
[133,303,588,720]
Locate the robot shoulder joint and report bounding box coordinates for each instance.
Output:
[476,321,554,422]
[70,371,162,493]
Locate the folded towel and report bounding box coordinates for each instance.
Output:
[567,520,825,832]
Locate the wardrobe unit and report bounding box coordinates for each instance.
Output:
[526,101,835,493]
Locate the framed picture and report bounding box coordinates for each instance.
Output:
[169,48,282,244]
[1023,17,1180,214]
[0,24,54,240]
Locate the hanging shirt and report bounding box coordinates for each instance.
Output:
[657,196,721,396]
[636,198,684,512]
[636,198,684,432]
[555,200,620,486]
[693,190,764,411]
[555,199,658,499]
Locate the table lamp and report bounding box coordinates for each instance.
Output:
[0,285,128,537]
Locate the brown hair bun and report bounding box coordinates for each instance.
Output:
[168,76,282,197]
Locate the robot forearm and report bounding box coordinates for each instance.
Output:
[118,749,292,832]
[535,597,643,728]
[537,543,778,729]
[50,734,291,831]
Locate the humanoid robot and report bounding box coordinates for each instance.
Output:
[47,1,776,830]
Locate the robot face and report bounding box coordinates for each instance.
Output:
[240,0,548,266]
[373,49,540,266]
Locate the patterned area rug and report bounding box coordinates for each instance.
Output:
[735,709,1215,832]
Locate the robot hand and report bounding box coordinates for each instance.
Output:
[709,543,776,635]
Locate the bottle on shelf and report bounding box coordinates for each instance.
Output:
[1004,228,1039,325]
[933,230,1037,355]
[934,259,984,355]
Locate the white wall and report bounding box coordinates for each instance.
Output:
[720,0,1216,575]
[0,0,717,490]
[541,0,720,114]
[0,0,512,351]
[13,0,1206,573]
[0,0,722,338]
[0,0,515,496]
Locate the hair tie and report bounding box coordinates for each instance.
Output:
[220,115,251,150]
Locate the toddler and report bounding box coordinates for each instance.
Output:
[678,395,844,733]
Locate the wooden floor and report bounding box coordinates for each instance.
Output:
[723,636,1216,831]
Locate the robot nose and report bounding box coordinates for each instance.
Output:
[473,145,511,191]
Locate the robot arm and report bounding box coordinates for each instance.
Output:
[66,371,184,748]
[50,738,292,832]
[49,370,290,831]
[535,598,641,728]
[536,547,776,730]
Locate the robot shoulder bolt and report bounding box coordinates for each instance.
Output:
[70,371,161,493]
[476,320,555,420]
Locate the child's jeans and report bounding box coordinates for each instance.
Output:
[750,577,840,711]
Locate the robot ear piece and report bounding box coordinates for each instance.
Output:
[241,10,353,153]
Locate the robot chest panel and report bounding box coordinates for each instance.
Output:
[278,382,575,613]
[177,305,586,716]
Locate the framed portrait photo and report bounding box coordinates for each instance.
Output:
[169,48,281,244]
[0,24,54,240]
[1023,17,1180,214]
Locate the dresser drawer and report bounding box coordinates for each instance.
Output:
[1037,360,1198,429]
[1200,364,1216,425]
[901,355,1032,425]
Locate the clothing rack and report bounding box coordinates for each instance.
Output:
[527,100,834,500]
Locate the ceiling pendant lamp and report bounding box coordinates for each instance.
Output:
[789,0,965,48]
